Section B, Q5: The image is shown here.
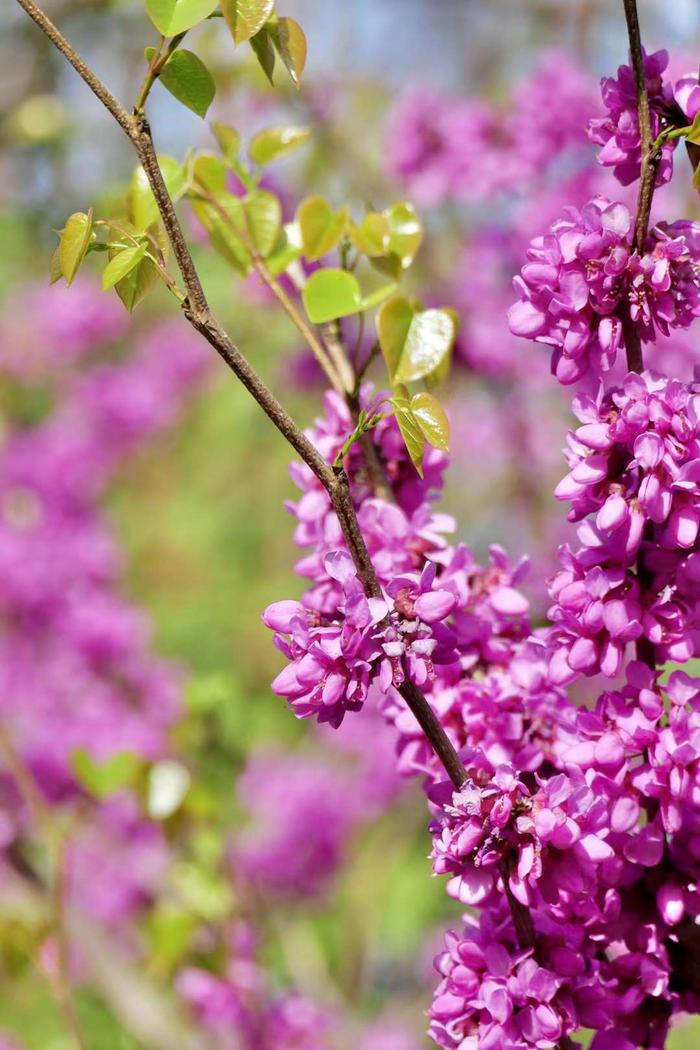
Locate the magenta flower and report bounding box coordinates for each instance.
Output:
[587,49,675,186]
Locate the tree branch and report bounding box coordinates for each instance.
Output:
[623,0,660,255]
[15,0,467,790]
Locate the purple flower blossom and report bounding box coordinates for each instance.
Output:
[587,49,675,186]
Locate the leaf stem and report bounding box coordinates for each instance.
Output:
[134,32,187,113]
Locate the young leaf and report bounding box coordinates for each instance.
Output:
[72,749,142,800]
[147,48,216,117]
[269,16,306,85]
[249,125,310,166]
[128,156,186,230]
[192,153,229,193]
[49,245,63,285]
[59,208,93,285]
[685,111,700,146]
[102,243,148,290]
[220,0,274,44]
[392,386,425,477]
[265,221,303,276]
[211,121,241,164]
[410,391,450,451]
[377,297,458,385]
[113,252,160,311]
[385,201,423,266]
[145,0,218,36]
[358,282,398,312]
[302,269,362,324]
[297,196,347,260]
[244,189,282,256]
[249,26,276,84]
[191,194,251,274]
[350,212,389,256]
[377,295,414,378]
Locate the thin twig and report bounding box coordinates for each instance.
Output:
[0,730,85,1050]
[620,0,657,374]
[622,0,660,254]
[14,0,466,789]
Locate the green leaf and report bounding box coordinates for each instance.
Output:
[58,209,93,285]
[385,201,423,266]
[102,243,148,290]
[685,112,700,146]
[244,189,281,256]
[144,0,218,36]
[192,152,229,193]
[410,391,450,451]
[191,193,250,274]
[220,0,274,44]
[71,749,142,800]
[128,156,186,230]
[392,386,425,478]
[249,26,276,84]
[211,121,241,164]
[297,196,347,260]
[350,212,389,256]
[693,161,700,191]
[113,251,160,311]
[376,295,415,379]
[269,16,307,85]
[49,245,63,285]
[377,297,458,384]
[249,125,310,166]
[358,282,398,312]
[302,268,363,324]
[265,221,303,276]
[147,48,216,117]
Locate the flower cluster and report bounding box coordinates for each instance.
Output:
[388,52,595,207]
[508,197,700,384]
[547,370,700,682]
[260,41,700,1050]
[587,48,700,187]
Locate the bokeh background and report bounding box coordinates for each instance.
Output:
[1,0,700,1047]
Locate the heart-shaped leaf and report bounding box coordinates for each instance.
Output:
[302,269,362,324]
[191,194,250,274]
[145,47,215,117]
[249,125,311,166]
[145,0,219,37]
[265,221,303,276]
[192,153,229,193]
[269,16,307,85]
[112,249,160,312]
[244,189,282,256]
[391,386,425,478]
[410,391,450,451]
[211,121,241,164]
[297,196,347,260]
[376,295,413,378]
[350,212,390,256]
[385,201,423,266]
[377,296,458,384]
[102,243,148,290]
[59,209,93,285]
[128,156,186,230]
[220,0,274,44]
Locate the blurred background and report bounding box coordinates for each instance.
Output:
[0,0,699,1047]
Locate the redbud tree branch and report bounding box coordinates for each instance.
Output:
[14,0,467,791]
[620,0,661,375]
